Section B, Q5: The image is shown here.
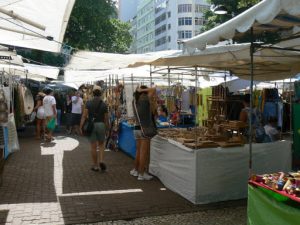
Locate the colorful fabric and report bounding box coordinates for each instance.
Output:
[247,184,300,225]
[197,87,212,126]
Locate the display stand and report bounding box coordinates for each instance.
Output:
[150,135,292,204]
[248,182,300,225]
[118,121,136,158]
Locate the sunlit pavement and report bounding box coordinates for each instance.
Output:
[0,128,246,224]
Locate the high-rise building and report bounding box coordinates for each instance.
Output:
[130,0,210,53]
[118,0,140,22]
[135,0,155,53]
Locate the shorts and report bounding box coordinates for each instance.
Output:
[88,122,106,142]
[65,113,72,126]
[71,113,81,126]
[134,129,149,140]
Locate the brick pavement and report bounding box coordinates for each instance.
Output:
[0,128,246,224]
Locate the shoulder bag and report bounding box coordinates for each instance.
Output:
[133,99,157,139]
[82,100,102,136]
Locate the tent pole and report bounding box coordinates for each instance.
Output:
[290,78,292,139]
[0,7,46,30]
[168,66,171,117]
[249,27,254,177]
[195,66,198,146]
[150,65,152,87]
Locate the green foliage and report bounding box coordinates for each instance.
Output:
[17,49,65,67]
[202,0,278,44]
[64,0,132,53]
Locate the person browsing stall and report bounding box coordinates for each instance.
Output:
[264,116,280,142]
[43,88,57,142]
[33,92,46,140]
[130,85,157,181]
[80,86,109,172]
[71,91,83,135]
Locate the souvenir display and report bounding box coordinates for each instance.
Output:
[250,171,300,199]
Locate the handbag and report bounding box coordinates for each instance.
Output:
[133,99,157,139]
[82,100,102,136]
[46,117,56,131]
[82,118,94,136]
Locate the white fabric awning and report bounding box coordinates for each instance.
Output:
[130,43,300,81]
[183,0,300,53]
[24,63,60,80]
[0,49,23,66]
[66,50,179,70]
[0,0,75,52]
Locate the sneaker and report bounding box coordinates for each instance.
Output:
[137,172,153,181]
[130,169,138,177]
[99,162,107,172]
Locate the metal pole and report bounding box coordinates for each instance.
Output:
[290,78,292,138]
[167,66,171,116]
[150,65,153,87]
[0,7,46,30]
[195,67,198,147]
[249,27,254,177]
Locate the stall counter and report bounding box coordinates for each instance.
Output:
[150,136,292,204]
[247,182,300,225]
[118,121,175,158]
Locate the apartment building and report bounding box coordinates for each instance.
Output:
[130,0,210,53]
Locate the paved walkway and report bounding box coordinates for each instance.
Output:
[0,128,246,224]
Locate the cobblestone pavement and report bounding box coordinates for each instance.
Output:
[0,128,247,224]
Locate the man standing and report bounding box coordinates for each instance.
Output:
[71,91,83,135]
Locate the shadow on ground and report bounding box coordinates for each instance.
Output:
[60,136,246,224]
[0,210,8,224]
[0,137,57,204]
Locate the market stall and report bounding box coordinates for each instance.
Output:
[150,135,291,204]
[248,171,300,225]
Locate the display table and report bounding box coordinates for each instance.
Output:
[118,121,174,158]
[150,136,292,204]
[248,182,300,225]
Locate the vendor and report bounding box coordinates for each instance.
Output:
[157,105,168,122]
[264,116,280,142]
[170,105,180,125]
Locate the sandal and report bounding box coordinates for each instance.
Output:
[91,167,99,172]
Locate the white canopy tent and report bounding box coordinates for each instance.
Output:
[0,0,75,52]
[180,0,300,174]
[183,0,300,53]
[65,50,179,70]
[129,43,300,81]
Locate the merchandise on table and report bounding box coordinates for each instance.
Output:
[250,171,300,199]
[158,122,245,149]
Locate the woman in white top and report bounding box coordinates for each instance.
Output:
[43,88,57,142]
[71,91,83,135]
[33,92,46,139]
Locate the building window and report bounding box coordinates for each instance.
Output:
[155,25,167,36]
[155,36,167,47]
[168,24,171,29]
[195,17,204,26]
[178,30,192,39]
[168,11,171,17]
[168,36,171,42]
[178,4,192,13]
[195,4,210,13]
[155,13,166,25]
[178,17,192,26]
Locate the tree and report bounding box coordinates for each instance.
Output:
[202,0,278,43]
[64,0,132,53]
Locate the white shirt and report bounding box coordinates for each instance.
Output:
[264,124,279,142]
[43,95,56,117]
[71,96,83,114]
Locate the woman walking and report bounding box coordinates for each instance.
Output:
[80,86,109,172]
